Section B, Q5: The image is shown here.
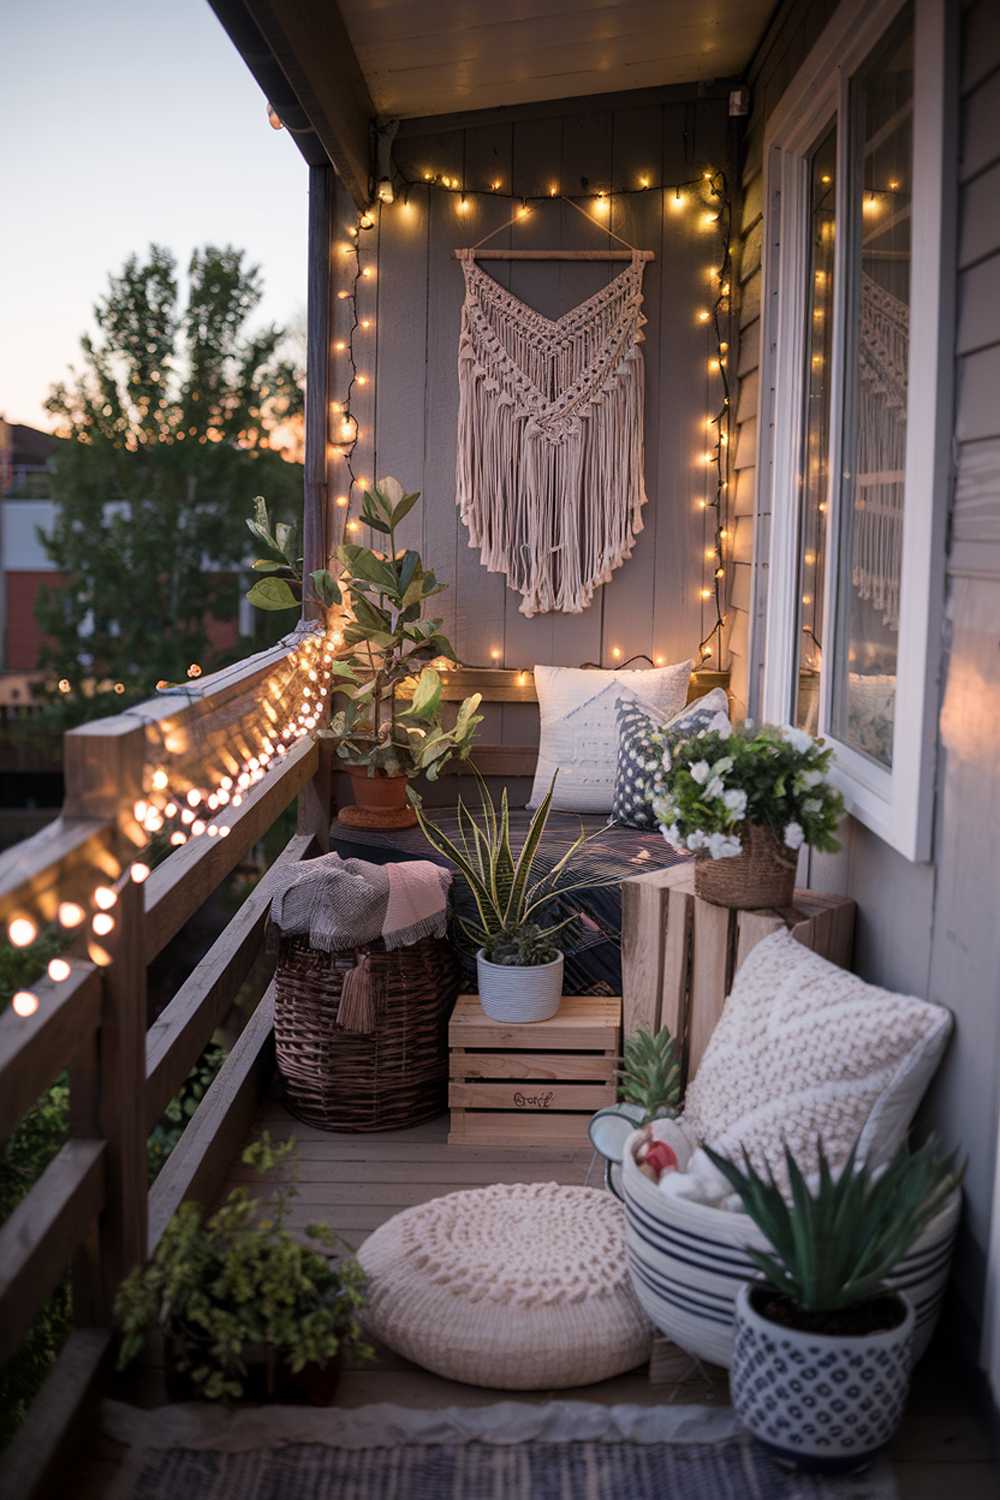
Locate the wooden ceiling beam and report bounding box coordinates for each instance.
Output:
[209,0,375,207]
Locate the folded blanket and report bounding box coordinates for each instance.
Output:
[269,853,452,1031]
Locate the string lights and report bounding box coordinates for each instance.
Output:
[355,163,734,670]
[5,623,341,1020]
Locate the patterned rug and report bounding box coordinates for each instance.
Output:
[104,1400,896,1500]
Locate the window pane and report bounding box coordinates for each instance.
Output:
[794,126,838,734]
[831,4,913,768]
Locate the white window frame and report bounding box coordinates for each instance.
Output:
[756,0,956,862]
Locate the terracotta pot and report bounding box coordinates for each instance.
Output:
[693,823,797,909]
[337,770,417,830]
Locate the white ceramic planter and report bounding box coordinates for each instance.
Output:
[476,949,563,1023]
[731,1282,915,1473]
[620,1128,960,1370]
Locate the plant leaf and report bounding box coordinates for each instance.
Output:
[246,576,299,611]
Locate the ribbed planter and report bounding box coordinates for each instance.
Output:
[620,1129,960,1370]
[731,1283,914,1473]
[694,823,797,909]
[476,949,563,1023]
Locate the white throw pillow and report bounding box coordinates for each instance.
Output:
[681,928,952,1184]
[528,661,692,813]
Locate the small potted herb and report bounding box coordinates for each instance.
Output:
[705,1135,962,1473]
[115,1134,371,1403]
[651,722,844,908]
[245,480,483,827]
[413,774,599,1022]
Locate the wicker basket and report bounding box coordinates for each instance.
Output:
[274,935,459,1132]
[693,823,797,909]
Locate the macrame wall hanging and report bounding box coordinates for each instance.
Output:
[853,270,909,631]
[454,203,653,618]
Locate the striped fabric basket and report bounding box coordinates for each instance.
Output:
[621,1131,961,1369]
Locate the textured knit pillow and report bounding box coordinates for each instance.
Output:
[528,661,692,813]
[611,688,730,828]
[682,928,952,1184]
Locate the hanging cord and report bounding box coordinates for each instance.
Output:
[461,194,644,256]
[560,194,638,252]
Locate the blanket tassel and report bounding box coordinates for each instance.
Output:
[337,951,377,1033]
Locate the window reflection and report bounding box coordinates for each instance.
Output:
[794,128,837,735]
[832,4,913,768]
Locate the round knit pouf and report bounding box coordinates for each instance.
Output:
[357,1182,652,1389]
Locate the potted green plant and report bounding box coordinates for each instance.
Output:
[244,480,483,827]
[705,1135,962,1473]
[115,1134,371,1403]
[589,1027,683,1197]
[412,774,599,1022]
[650,722,845,908]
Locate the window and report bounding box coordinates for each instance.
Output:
[758,0,955,861]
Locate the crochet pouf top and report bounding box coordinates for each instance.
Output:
[357,1182,652,1390]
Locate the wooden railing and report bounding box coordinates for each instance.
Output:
[0,629,332,1500]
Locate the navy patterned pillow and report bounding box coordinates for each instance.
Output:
[611,689,730,829]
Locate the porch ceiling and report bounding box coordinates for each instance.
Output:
[338,0,774,118]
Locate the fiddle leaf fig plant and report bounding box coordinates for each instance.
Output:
[244,480,483,779]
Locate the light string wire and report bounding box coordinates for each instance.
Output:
[332,168,733,664]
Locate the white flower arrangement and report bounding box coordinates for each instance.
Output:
[650,722,845,862]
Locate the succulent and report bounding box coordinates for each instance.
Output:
[702,1134,962,1313]
[618,1027,682,1122]
[485,925,559,967]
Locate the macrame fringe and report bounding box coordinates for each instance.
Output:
[456,252,648,616]
[854,272,908,631]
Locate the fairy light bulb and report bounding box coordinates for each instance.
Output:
[457,195,469,215]
[594,193,609,216]
[611,646,622,660]
[12,991,39,1018]
[130,862,151,883]
[48,958,71,983]
[335,340,346,352]
[94,886,117,911]
[696,309,710,323]
[187,789,202,808]
[58,901,85,928]
[192,819,206,837]
[92,912,115,937]
[336,494,348,507]
[548,183,558,197]
[8,916,37,947]
[151,768,168,791]
[670,188,685,212]
[699,588,712,600]
[170,831,187,846]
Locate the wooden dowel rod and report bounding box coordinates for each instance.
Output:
[453,249,654,261]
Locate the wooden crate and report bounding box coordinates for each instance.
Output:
[621,866,856,1081]
[448,995,621,1147]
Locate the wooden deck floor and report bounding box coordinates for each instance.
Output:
[77,1096,998,1497]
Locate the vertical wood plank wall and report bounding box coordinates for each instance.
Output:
[325,87,736,759]
[736,0,1000,1359]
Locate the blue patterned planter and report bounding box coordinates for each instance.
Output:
[730,1282,915,1473]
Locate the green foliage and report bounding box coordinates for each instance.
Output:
[246,480,484,779]
[618,1028,682,1123]
[486,925,560,967]
[413,771,614,964]
[37,243,304,720]
[115,1132,371,1400]
[652,722,845,859]
[702,1135,963,1313]
[147,1045,227,1183]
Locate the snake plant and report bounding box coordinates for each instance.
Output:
[702,1134,962,1313]
[411,772,610,963]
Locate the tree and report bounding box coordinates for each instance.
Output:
[36,244,304,719]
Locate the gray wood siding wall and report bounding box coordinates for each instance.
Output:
[741,0,1000,1352]
[326,89,735,759]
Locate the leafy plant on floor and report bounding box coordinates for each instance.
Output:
[243,482,484,779]
[618,1028,682,1122]
[703,1134,962,1314]
[115,1133,371,1400]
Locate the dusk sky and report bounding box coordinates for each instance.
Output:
[2,0,308,430]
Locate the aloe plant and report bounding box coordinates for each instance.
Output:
[703,1134,962,1313]
[619,1028,682,1122]
[412,773,612,963]
[244,481,483,779]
